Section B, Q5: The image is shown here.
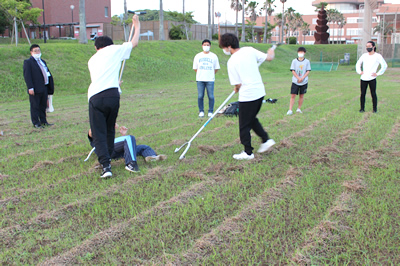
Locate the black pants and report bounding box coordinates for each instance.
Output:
[89,88,120,166]
[360,79,377,111]
[29,90,48,126]
[239,97,269,155]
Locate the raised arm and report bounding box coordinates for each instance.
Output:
[130,15,141,48]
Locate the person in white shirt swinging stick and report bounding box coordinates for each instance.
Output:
[87,15,140,178]
[356,40,387,113]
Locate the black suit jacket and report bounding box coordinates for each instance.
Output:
[23,56,55,95]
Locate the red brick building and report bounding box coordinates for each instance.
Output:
[28,0,111,39]
[250,0,399,45]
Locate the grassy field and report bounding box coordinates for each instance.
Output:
[0,40,399,264]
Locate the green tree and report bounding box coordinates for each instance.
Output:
[300,21,310,45]
[0,0,42,25]
[229,0,243,37]
[0,7,12,34]
[0,0,41,41]
[169,23,184,40]
[245,1,261,42]
[262,21,276,43]
[168,10,195,40]
[261,0,275,43]
[336,13,346,44]
[373,20,394,44]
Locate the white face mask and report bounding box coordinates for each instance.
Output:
[32,53,41,60]
[203,46,210,52]
[223,48,231,55]
[298,53,304,58]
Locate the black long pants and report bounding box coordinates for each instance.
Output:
[360,79,377,111]
[89,89,120,166]
[239,97,269,155]
[29,91,48,126]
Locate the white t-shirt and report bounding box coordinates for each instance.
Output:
[88,42,133,101]
[193,51,220,82]
[227,47,267,102]
[356,52,387,81]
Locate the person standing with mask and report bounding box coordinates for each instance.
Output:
[219,33,275,160]
[287,47,311,115]
[356,41,387,113]
[193,39,220,118]
[23,44,55,128]
[88,15,140,178]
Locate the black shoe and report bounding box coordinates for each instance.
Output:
[373,110,377,113]
[125,161,139,172]
[101,165,112,178]
[34,124,44,128]
[42,122,54,127]
[359,109,365,113]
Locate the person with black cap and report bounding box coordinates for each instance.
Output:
[193,39,220,118]
[356,40,387,113]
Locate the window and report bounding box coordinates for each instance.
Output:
[312,18,317,25]
[105,7,108,17]
[346,28,362,36]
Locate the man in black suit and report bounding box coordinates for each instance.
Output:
[23,44,54,128]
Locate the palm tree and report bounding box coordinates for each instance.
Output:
[212,0,215,36]
[274,12,283,42]
[241,0,247,42]
[300,21,310,45]
[262,0,275,43]
[280,0,287,43]
[207,0,212,39]
[183,0,189,40]
[336,13,346,44]
[373,20,394,44]
[284,7,295,42]
[229,0,243,37]
[159,0,164,40]
[246,1,261,42]
[326,9,339,44]
[79,0,87,44]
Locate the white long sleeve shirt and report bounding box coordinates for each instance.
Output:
[356,52,387,81]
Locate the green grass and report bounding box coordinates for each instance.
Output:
[0,40,399,264]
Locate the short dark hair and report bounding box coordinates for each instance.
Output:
[202,39,211,45]
[298,47,306,53]
[219,33,240,49]
[95,36,114,50]
[30,44,40,51]
[367,41,376,51]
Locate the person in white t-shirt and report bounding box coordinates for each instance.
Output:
[219,33,276,160]
[356,40,387,113]
[193,39,220,117]
[87,15,140,179]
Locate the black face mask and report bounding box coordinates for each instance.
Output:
[367,47,373,52]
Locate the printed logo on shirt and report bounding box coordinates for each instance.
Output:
[199,57,214,71]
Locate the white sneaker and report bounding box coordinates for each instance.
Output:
[199,111,204,117]
[208,112,213,117]
[233,151,254,160]
[287,110,293,115]
[296,108,302,113]
[257,139,276,153]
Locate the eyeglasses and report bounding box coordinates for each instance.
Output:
[32,48,41,53]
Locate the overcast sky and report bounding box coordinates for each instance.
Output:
[111,0,400,24]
